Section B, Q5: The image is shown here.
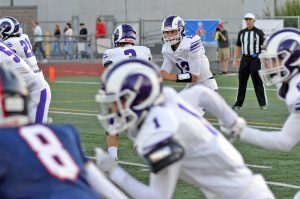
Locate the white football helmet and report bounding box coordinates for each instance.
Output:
[161,15,185,45]
[0,17,15,40]
[112,24,136,47]
[259,28,300,86]
[95,59,163,138]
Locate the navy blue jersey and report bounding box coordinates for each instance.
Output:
[0,124,100,199]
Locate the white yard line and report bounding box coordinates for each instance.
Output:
[210,122,281,130]
[245,164,272,169]
[88,156,272,169]
[49,110,97,116]
[53,80,277,91]
[266,181,300,189]
[54,80,99,85]
[88,156,300,189]
[49,111,282,130]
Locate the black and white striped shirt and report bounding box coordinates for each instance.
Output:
[236,26,264,56]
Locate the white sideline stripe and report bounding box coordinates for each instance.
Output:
[53,80,277,91]
[87,156,272,169]
[266,181,300,189]
[210,122,281,130]
[49,111,97,116]
[88,156,300,189]
[49,111,282,131]
[49,111,282,130]
[245,164,272,169]
[54,80,99,85]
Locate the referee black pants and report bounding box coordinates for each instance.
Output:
[234,56,267,107]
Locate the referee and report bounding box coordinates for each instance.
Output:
[232,13,267,110]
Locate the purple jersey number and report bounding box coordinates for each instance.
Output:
[0,43,21,63]
[20,38,34,58]
[124,49,137,57]
[175,61,190,74]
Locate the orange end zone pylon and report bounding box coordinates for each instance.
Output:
[49,66,55,82]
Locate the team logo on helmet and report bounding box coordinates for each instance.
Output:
[259,28,300,86]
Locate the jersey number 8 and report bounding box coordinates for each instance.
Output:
[19,125,80,180]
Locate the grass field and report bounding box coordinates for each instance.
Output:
[49,75,300,199]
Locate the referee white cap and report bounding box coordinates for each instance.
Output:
[244,13,255,20]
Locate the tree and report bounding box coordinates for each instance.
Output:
[276,0,300,27]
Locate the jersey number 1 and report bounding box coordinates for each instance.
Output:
[19,125,80,180]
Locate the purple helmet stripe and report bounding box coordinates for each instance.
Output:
[266,27,300,47]
[163,16,176,28]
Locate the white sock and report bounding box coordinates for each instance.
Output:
[107,146,118,160]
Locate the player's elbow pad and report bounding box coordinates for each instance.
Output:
[143,138,184,173]
[176,73,192,82]
[103,61,113,68]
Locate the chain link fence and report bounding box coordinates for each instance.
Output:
[28,16,300,73]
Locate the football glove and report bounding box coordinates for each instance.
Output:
[95,148,118,177]
[220,117,246,141]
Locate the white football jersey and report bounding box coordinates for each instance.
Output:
[5,34,39,71]
[0,41,51,123]
[284,73,300,113]
[0,41,39,92]
[161,35,213,83]
[240,73,300,152]
[102,45,152,67]
[109,87,274,199]
[137,87,272,198]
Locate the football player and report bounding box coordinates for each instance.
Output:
[102,24,152,67]
[0,66,127,199]
[224,28,300,199]
[102,24,152,160]
[160,16,218,91]
[0,16,51,124]
[95,58,274,199]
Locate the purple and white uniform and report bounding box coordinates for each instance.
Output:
[161,35,218,91]
[108,87,274,199]
[5,34,51,123]
[102,44,152,67]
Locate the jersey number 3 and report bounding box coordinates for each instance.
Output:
[124,49,137,57]
[19,125,80,180]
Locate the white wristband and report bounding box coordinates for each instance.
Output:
[177,73,191,80]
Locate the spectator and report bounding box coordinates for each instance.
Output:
[95,17,106,38]
[64,22,74,60]
[196,22,205,41]
[32,20,47,63]
[51,24,61,59]
[232,13,267,110]
[79,23,88,42]
[77,23,88,59]
[215,23,230,74]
